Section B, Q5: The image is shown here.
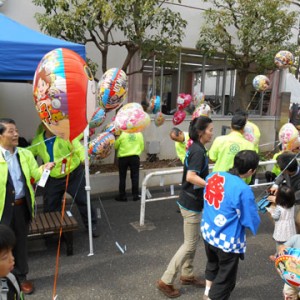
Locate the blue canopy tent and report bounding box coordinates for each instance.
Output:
[0,13,86,81]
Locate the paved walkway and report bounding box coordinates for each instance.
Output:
[27,186,283,300]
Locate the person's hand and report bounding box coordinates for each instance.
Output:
[277,245,287,256]
[268,185,278,196]
[267,195,276,203]
[44,162,55,170]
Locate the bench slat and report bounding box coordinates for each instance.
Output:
[44,212,56,231]
[29,217,38,234]
[39,213,51,232]
[33,214,44,234]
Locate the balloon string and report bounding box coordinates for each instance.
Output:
[246,91,258,111]
[52,150,73,300]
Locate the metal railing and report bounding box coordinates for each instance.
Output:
[139,159,276,226]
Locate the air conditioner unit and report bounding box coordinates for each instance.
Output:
[147,141,160,154]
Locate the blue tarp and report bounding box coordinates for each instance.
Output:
[0,13,86,81]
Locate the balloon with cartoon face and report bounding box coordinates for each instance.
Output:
[275,248,300,290]
[33,48,95,141]
[97,68,128,112]
[88,132,115,159]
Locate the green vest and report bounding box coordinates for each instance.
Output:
[209,130,255,172]
[29,131,85,179]
[0,148,42,220]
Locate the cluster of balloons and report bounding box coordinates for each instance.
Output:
[88,67,129,159]
[252,50,294,92]
[33,51,152,160]
[147,96,166,127]
[173,93,191,125]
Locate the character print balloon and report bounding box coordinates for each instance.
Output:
[252,75,270,92]
[33,48,96,141]
[275,51,294,69]
[97,68,128,112]
[115,102,150,133]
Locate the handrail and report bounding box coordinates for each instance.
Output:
[139,159,276,226]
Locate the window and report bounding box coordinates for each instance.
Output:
[140,48,266,116]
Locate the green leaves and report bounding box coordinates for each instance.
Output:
[33,0,187,74]
[197,0,297,71]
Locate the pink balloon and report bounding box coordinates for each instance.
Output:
[115,102,150,133]
[279,123,298,146]
[192,103,211,119]
[177,93,192,110]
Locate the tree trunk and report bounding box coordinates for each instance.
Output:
[234,70,252,111]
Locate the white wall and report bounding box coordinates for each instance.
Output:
[96,115,277,165]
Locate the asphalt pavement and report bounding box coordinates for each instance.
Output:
[26,185,284,300]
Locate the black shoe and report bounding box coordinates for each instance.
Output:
[92,225,100,238]
[115,196,128,202]
[133,195,141,201]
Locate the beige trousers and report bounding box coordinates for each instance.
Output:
[161,208,201,285]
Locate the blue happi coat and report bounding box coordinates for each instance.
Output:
[201,172,260,254]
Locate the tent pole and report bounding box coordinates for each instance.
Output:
[83,126,94,256]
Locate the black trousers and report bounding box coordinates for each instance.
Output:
[118,155,140,198]
[204,241,240,300]
[43,164,97,227]
[10,204,30,282]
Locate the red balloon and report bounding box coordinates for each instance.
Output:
[173,110,186,125]
[33,48,96,141]
[177,93,192,110]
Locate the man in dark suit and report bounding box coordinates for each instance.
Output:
[0,118,54,294]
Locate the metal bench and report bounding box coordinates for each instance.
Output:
[28,211,79,256]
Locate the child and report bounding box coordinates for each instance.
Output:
[267,184,296,250]
[275,234,300,300]
[0,224,24,300]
